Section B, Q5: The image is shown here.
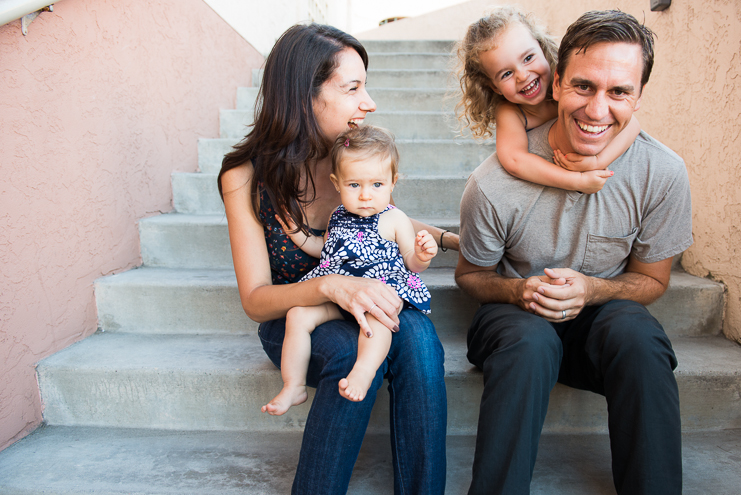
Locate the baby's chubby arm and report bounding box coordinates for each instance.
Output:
[379,208,437,273]
[274,213,327,258]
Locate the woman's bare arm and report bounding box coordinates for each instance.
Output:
[222,163,401,333]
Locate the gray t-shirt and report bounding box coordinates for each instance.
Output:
[459,120,693,279]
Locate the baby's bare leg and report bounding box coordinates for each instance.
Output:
[339,314,393,402]
[262,303,342,415]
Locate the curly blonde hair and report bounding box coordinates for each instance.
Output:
[454,6,558,140]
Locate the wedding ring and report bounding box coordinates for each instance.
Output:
[369,304,377,313]
[562,310,566,319]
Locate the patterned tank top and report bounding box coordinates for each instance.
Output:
[257,184,325,285]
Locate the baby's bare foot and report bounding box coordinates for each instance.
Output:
[338,367,374,402]
[262,385,307,415]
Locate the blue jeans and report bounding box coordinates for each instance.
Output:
[466,300,681,495]
[259,307,447,495]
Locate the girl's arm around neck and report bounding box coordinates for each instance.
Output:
[554,116,641,173]
[495,103,612,194]
[222,163,401,333]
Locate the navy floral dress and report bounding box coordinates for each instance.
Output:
[299,205,431,313]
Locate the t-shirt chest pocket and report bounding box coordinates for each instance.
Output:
[580,228,639,276]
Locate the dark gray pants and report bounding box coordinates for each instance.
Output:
[466,300,681,495]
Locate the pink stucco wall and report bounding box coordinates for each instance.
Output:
[0,0,263,450]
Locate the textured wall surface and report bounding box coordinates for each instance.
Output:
[0,0,263,450]
[361,0,741,342]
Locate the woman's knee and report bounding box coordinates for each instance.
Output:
[385,310,445,386]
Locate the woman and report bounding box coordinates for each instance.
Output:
[218,24,456,494]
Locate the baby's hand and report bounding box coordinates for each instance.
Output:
[578,170,614,194]
[275,211,298,234]
[414,230,438,263]
[554,149,600,172]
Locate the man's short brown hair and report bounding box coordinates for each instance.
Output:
[557,10,656,88]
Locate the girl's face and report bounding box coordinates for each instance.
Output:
[330,154,396,217]
[313,48,377,143]
[479,22,552,107]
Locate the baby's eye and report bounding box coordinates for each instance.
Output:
[501,70,512,80]
[349,183,360,188]
[373,182,383,188]
[524,54,534,62]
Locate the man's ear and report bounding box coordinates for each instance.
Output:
[634,84,646,112]
[552,71,561,102]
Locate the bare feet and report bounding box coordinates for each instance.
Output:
[338,365,375,402]
[262,385,307,415]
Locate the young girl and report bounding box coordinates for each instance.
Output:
[262,125,438,415]
[456,6,641,193]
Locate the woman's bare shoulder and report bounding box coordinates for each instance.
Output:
[221,161,254,196]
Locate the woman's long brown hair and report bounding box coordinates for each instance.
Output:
[217,24,368,235]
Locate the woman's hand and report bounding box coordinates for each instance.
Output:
[322,274,402,338]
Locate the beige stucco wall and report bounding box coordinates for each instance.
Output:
[361,0,741,343]
[0,0,263,450]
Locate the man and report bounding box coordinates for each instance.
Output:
[455,10,692,495]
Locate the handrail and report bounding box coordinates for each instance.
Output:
[0,0,58,28]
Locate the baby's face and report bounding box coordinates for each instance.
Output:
[331,155,396,217]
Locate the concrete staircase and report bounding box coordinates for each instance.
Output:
[1,40,740,494]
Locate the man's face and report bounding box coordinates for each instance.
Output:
[551,42,644,157]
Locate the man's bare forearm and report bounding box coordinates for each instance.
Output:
[455,270,523,305]
[586,271,667,307]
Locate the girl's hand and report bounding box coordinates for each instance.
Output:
[577,170,614,194]
[554,149,601,172]
[324,274,402,337]
[415,230,438,263]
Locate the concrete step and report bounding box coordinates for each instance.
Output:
[237,86,457,113]
[368,52,455,70]
[362,39,456,53]
[94,267,470,336]
[1,426,739,494]
[220,108,462,140]
[172,172,467,216]
[139,214,460,269]
[36,331,741,433]
[198,137,490,175]
[367,69,453,89]
[94,267,257,335]
[94,267,724,339]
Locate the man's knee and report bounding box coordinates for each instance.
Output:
[467,304,561,371]
[592,300,678,373]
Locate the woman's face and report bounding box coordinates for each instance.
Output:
[313,48,377,143]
